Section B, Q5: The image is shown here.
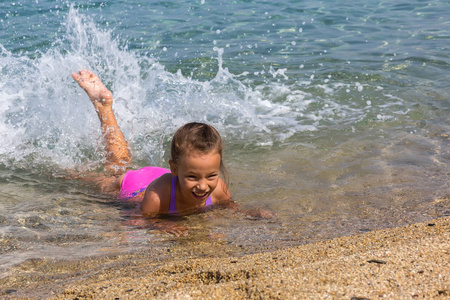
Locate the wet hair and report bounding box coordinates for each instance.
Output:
[170,122,228,183]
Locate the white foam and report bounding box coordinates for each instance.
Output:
[0,6,405,170]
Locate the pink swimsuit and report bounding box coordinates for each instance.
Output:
[119,167,213,214]
[118,166,171,199]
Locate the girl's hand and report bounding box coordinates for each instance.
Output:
[161,223,188,237]
[245,208,277,220]
[125,217,188,236]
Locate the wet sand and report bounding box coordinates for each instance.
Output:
[2,217,446,299]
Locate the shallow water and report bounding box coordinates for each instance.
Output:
[0,0,449,291]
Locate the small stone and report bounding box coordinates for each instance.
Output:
[368,259,387,264]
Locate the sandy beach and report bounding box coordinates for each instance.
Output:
[1,216,447,299]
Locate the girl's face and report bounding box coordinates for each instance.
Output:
[169,151,221,203]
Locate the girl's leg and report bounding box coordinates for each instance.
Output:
[72,69,131,175]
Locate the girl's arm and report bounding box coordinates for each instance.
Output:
[213,179,275,219]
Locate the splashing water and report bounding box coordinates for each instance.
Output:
[1,5,431,170]
[0,7,312,170]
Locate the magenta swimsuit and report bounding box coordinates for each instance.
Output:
[119,166,213,214]
[118,166,170,199]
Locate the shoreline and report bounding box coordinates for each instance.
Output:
[1,217,448,299]
[48,216,449,299]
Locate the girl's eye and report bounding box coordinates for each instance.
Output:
[187,176,197,180]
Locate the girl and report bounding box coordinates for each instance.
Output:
[72,69,233,217]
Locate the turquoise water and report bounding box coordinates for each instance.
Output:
[0,0,449,284]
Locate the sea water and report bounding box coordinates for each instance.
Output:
[0,0,449,283]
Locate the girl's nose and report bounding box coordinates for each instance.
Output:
[197,179,207,190]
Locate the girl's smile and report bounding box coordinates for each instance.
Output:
[170,151,222,205]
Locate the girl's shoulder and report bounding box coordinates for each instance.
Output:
[141,173,173,215]
[147,172,173,192]
[211,178,232,204]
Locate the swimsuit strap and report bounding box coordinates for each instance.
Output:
[168,175,213,214]
[205,195,213,206]
[169,176,177,214]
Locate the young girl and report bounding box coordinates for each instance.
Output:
[72,69,233,217]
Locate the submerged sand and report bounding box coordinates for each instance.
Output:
[1,217,448,299]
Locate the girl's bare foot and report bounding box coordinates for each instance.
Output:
[72,69,113,112]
